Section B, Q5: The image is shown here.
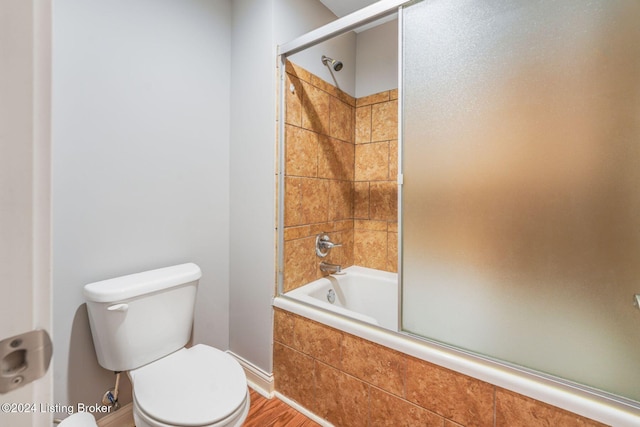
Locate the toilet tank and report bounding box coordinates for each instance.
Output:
[83,263,202,371]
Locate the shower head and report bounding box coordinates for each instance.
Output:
[322,55,343,72]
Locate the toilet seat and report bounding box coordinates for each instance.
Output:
[129,344,248,426]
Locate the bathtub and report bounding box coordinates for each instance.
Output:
[284,266,397,330]
[274,267,640,427]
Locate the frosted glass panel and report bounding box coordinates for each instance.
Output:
[401,0,640,400]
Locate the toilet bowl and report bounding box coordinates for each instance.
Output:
[57,412,97,427]
[83,263,249,427]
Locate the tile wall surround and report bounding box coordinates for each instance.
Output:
[283,61,398,293]
[273,309,608,427]
[277,62,607,427]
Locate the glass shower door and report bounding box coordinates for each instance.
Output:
[401,0,640,401]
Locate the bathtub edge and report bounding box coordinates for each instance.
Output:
[273,295,640,427]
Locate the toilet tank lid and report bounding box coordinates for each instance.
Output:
[83,263,201,303]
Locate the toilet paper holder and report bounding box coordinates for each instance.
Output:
[0,329,52,394]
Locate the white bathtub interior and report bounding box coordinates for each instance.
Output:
[284,266,397,330]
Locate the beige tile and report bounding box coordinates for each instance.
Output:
[354,182,370,219]
[319,228,354,271]
[357,91,390,107]
[300,178,329,224]
[293,317,342,368]
[284,177,303,227]
[327,180,353,222]
[311,74,337,98]
[341,228,355,267]
[286,60,312,84]
[317,135,354,181]
[406,358,494,427]
[370,181,397,222]
[273,309,295,346]
[274,343,315,410]
[329,96,354,143]
[354,229,388,270]
[387,222,398,233]
[337,88,356,108]
[334,219,354,232]
[302,81,330,134]
[341,334,405,397]
[284,225,311,241]
[283,236,316,292]
[495,389,608,427]
[354,220,387,231]
[370,387,444,427]
[310,222,334,236]
[286,177,331,228]
[387,232,398,273]
[355,106,372,144]
[285,73,303,126]
[285,124,318,177]
[371,100,398,142]
[314,362,369,427]
[355,142,390,181]
[389,139,398,179]
[309,72,354,107]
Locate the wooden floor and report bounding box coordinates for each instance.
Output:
[243,389,321,427]
[96,388,319,427]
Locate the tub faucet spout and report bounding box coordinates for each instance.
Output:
[320,262,342,274]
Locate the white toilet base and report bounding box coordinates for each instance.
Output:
[132,388,250,427]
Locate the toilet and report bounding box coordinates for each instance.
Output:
[83,263,250,427]
[58,412,97,427]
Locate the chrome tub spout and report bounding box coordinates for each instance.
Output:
[320,262,342,274]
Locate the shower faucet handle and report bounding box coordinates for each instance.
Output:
[319,238,342,249]
[315,233,342,258]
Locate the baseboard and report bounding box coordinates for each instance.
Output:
[96,402,134,427]
[274,392,334,427]
[226,351,274,398]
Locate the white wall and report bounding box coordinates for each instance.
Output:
[278,0,357,96]
[355,18,398,98]
[228,0,356,380]
[276,0,398,99]
[50,0,368,412]
[52,0,231,417]
[228,0,276,376]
